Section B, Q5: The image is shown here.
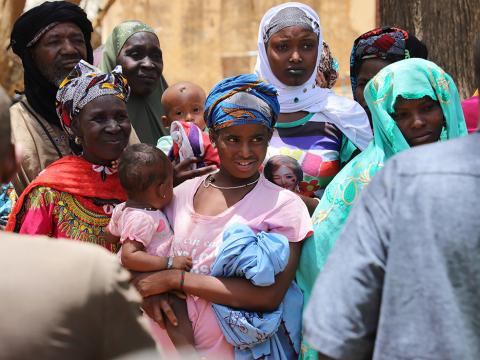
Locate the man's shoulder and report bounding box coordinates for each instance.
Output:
[0,233,154,359]
[10,98,38,126]
[391,135,480,177]
[10,98,27,115]
[0,232,119,276]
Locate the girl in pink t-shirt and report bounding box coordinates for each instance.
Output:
[107,143,194,353]
[133,75,313,359]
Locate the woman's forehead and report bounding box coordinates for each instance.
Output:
[268,26,317,41]
[123,31,159,48]
[394,95,436,109]
[217,123,269,135]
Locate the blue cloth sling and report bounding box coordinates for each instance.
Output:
[211,223,303,359]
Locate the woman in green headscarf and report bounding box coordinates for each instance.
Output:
[101,20,168,144]
[297,58,467,359]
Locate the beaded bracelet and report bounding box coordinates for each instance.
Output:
[179,270,186,291]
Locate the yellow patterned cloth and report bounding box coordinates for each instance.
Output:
[18,186,118,252]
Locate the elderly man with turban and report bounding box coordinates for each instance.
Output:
[9,1,138,195]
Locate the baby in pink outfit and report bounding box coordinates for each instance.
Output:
[107,143,194,353]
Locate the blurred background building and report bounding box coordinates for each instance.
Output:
[1,0,376,97]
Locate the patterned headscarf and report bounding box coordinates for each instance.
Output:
[350,26,428,100]
[263,6,319,44]
[205,74,279,131]
[318,41,339,89]
[56,60,130,138]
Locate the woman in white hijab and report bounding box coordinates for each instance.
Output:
[256,2,372,213]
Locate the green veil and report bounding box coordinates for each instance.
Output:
[100,20,168,144]
[298,58,467,359]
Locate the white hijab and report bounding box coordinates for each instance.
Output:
[254,2,372,150]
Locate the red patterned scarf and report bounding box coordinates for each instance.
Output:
[6,155,126,232]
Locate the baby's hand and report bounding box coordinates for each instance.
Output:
[172,256,193,271]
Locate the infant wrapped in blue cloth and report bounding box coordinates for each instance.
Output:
[211,223,303,359]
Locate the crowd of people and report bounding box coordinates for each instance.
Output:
[0,1,478,359]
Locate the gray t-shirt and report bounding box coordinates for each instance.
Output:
[304,134,480,360]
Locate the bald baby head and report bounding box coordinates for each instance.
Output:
[161,81,206,130]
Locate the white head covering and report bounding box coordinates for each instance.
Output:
[254,2,372,150]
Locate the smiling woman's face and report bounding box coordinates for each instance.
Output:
[117,32,163,97]
[392,95,444,147]
[266,26,318,86]
[73,95,131,165]
[210,124,272,180]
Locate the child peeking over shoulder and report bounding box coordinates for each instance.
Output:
[157,81,219,170]
[107,143,195,353]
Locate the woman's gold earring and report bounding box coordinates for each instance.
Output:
[74,136,82,145]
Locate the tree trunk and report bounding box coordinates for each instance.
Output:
[0,0,26,96]
[380,0,479,99]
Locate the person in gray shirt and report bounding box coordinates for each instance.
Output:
[303,41,480,360]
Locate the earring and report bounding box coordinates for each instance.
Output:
[161,194,166,199]
[212,142,216,148]
[74,136,82,145]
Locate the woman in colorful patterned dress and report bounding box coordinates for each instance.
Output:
[6,60,130,252]
[255,2,373,212]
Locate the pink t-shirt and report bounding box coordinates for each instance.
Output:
[109,203,177,355]
[165,174,313,358]
[108,203,173,257]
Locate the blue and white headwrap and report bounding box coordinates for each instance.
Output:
[205,74,280,131]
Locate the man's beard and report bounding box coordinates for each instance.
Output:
[41,56,83,87]
[51,70,71,87]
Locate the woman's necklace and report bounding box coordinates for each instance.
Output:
[203,174,260,190]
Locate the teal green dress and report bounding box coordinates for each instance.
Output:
[297,58,467,359]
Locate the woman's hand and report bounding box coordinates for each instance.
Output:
[104,228,120,244]
[132,269,179,298]
[298,194,320,216]
[141,294,178,328]
[173,157,217,186]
